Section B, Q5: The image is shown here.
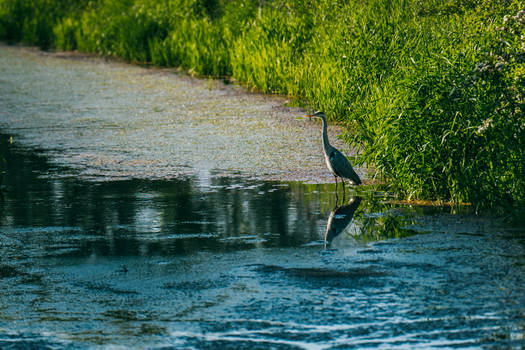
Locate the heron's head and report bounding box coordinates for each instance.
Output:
[304,111,325,119]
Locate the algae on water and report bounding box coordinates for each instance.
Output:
[0,46,355,183]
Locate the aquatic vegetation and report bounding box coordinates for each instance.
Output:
[0,0,523,210]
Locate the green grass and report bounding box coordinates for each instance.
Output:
[1,0,523,210]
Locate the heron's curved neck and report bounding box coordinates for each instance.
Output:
[320,115,332,152]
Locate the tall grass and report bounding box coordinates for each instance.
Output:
[0,0,523,210]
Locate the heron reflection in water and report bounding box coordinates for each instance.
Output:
[325,196,361,248]
[305,111,361,202]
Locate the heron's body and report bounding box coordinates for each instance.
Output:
[307,111,362,186]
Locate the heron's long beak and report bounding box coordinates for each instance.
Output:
[304,114,315,118]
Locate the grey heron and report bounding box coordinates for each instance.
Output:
[305,111,362,195]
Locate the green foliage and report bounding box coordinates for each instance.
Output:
[345,2,525,209]
[0,0,87,49]
[0,0,523,209]
[230,2,314,93]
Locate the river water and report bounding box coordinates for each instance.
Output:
[0,46,524,349]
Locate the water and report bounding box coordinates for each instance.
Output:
[1,46,524,349]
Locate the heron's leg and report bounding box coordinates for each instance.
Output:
[334,176,339,204]
[339,178,346,202]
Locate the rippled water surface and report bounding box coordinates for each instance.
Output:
[1,46,524,349]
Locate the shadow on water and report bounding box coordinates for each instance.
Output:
[0,133,425,258]
[324,196,362,245]
[1,133,525,349]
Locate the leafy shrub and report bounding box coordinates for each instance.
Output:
[346,3,524,208]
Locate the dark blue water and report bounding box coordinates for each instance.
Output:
[1,45,524,349]
[1,136,524,349]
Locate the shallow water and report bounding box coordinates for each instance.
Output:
[0,45,353,183]
[1,46,524,349]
